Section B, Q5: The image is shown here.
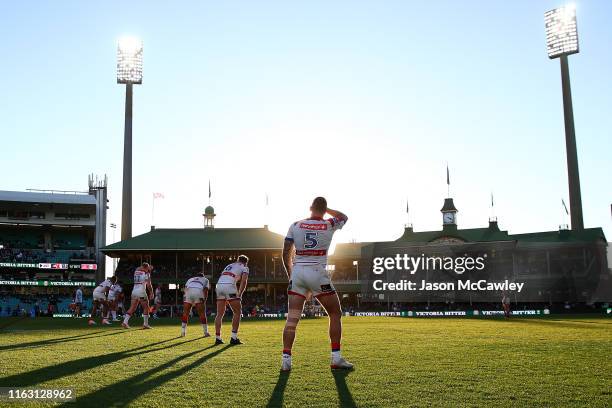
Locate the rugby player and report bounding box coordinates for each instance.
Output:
[107,281,124,321]
[151,286,162,319]
[89,276,116,326]
[74,285,83,318]
[122,263,154,329]
[180,272,211,337]
[502,290,511,318]
[281,197,353,371]
[214,255,249,345]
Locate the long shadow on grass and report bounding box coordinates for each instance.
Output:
[62,344,231,407]
[0,336,199,387]
[332,370,357,408]
[488,318,606,330]
[0,317,28,330]
[0,329,130,352]
[266,371,290,408]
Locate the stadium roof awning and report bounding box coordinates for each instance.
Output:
[101,227,285,254]
[0,190,96,206]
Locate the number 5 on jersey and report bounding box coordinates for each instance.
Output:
[304,232,318,249]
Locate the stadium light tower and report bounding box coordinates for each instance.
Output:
[117,36,143,241]
[544,4,583,231]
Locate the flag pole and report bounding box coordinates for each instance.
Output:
[151,194,155,227]
[406,198,410,226]
[562,199,569,228]
[265,193,269,227]
[446,163,450,198]
[208,180,212,205]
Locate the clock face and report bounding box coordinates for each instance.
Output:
[443,212,455,224]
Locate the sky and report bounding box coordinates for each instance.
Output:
[1,1,611,258]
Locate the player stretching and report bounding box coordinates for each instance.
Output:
[107,281,124,321]
[122,263,154,329]
[180,272,211,337]
[281,197,353,371]
[89,276,116,325]
[214,255,249,345]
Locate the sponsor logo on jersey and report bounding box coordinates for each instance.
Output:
[299,222,328,230]
[295,249,327,256]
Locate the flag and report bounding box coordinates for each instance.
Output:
[562,199,569,215]
[446,165,450,185]
[265,193,269,206]
[153,192,164,199]
[208,180,211,199]
[491,193,494,208]
[406,200,409,214]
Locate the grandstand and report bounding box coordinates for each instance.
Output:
[0,176,107,316]
[103,214,292,314]
[329,197,610,313]
[102,196,610,317]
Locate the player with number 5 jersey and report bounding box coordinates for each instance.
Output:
[281,197,353,371]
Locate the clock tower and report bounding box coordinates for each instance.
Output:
[441,197,458,230]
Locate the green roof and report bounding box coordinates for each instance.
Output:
[336,226,608,262]
[396,224,509,243]
[510,228,607,243]
[102,227,284,253]
[204,206,215,215]
[395,225,606,244]
[441,198,458,212]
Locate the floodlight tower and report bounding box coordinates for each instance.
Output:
[544,4,583,231]
[117,37,143,241]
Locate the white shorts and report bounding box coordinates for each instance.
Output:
[183,288,205,305]
[93,290,106,302]
[131,285,147,300]
[215,283,239,301]
[288,264,336,299]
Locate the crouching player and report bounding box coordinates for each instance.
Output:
[122,263,154,329]
[107,281,124,321]
[151,286,162,319]
[89,276,116,325]
[214,255,249,345]
[281,197,353,371]
[180,272,211,337]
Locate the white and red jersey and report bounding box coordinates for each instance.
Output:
[217,262,249,285]
[133,268,151,290]
[93,278,113,294]
[285,215,347,266]
[185,276,211,290]
[154,287,162,301]
[108,284,123,300]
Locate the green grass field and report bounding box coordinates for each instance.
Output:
[0,316,611,407]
